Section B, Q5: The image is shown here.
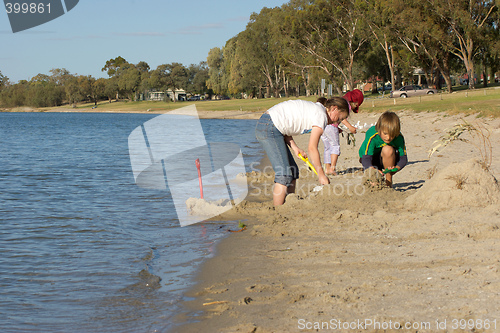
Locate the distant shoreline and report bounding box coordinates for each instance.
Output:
[3,87,500,118]
[0,107,263,120]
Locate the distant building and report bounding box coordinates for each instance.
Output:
[146,89,186,102]
[148,91,164,101]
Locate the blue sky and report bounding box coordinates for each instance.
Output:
[1,0,287,83]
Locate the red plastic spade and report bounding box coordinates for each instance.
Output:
[195,158,204,199]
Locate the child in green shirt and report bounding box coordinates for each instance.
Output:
[359,111,407,188]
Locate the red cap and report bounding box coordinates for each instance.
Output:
[343,89,364,113]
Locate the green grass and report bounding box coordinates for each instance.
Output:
[39,85,500,118]
[46,96,318,114]
[363,87,500,118]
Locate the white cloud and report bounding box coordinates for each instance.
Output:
[113,32,165,37]
[177,23,224,35]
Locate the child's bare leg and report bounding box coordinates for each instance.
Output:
[324,163,333,174]
[385,172,393,188]
[328,154,339,175]
[381,146,396,188]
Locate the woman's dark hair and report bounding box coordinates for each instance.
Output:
[316,97,328,106]
[325,97,350,115]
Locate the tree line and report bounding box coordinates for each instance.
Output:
[207,0,499,98]
[0,58,210,108]
[1,0,499,108]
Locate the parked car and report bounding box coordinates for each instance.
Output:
[377,84,392,91]
[390,85,438,98]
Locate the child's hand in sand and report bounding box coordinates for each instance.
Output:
[363,167,385,188]
[319,174,330,185]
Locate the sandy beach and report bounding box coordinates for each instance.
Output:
[3,105,264,120]
[173,110,500,332]
[5,105,499,332]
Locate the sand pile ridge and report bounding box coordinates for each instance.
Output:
[405,158,500,212]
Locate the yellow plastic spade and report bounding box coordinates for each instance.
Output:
[298,153,318,175]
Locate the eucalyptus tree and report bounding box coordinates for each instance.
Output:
[76,75,95,103]
[234,6,286,98]
[475,1,500,87]
[49,68,71,85]
[65,75,81,107]
[187,62,209,95]
[117,64,141,101]
[30,73,51,83]
[169,62,189,94]
[286,0,368,92]
[223,38,244,95]
[47,68,71,100]
[390,0,456,92]
[226,33,268,97]
[206,47,227,96]
[0,71,8,91]
[25,74,64,107]
[101,56,128,77]
[0,80,27,107]
[358,0,401,90]
[93,78,108,103]
[279,3,323,96]
[136,61,150,73]
[271,3,315,97]
[482,47,500,86]
[149,64,172,94]
[60,74,95,106]
[149,64,168,91]
[148,63,188,101]
[103,77,118,103]
[101,56,129,99]
[84,75,101,105]
[285,60,319,97]
[357,46,391,92]
[136,61,151,97]
[426,0,498,89]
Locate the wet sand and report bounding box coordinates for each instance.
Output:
[4,106,264,120]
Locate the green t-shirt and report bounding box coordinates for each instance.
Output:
[359,126,407,158]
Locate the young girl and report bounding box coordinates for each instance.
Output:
[321,89,364,175]
[255,98,350,205]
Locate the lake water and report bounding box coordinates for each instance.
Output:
[0,112,262,332]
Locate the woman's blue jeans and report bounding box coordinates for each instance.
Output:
[255,113,299,186]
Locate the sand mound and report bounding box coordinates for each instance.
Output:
[361,168,386,190]
[405,159,500,212]
[185,198,232,216]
